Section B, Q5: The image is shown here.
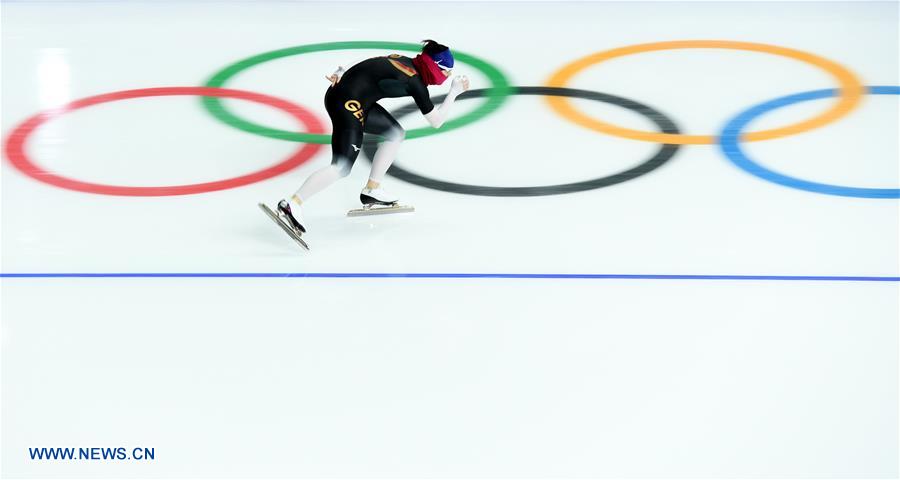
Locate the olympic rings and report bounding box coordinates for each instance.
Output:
[360,87,682,196]
[202,41,512,144]
[720,85,900,198]
[3,87,324,196]
[545,40,865,145]
[2,40,893,201]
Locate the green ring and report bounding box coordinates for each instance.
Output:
[202,41,512,144]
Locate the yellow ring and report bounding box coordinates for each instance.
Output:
[545,40,864,145]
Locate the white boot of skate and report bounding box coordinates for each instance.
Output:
[258,199,309,251]
[276,199,306,233]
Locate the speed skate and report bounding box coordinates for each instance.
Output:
[347,203,415,217]
[348,188,414,217]
[258,203,309,251]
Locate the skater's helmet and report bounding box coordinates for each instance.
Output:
[421,39,454,72]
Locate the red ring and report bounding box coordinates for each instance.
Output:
[3,86,325,196]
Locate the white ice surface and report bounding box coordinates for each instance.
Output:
[1,1,898,478]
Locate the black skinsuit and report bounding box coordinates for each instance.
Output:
[324,54,435,170]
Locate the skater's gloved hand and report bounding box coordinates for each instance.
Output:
[424,75,470,129]
[448,75,469,98]
[325,66,345,86]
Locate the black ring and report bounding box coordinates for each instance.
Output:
[361,86,682,197]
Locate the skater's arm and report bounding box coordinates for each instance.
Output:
[422,75,469,129]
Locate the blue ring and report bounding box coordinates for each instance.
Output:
[719,85,900,198]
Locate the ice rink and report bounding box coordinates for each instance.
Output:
[2,0,898,477]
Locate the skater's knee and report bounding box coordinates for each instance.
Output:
[333,157,353,177]
[383,126,405,143]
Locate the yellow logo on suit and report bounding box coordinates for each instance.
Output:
[344,100,365,123]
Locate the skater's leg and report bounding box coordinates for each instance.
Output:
[291,162,347,204]
[363,104,405,189]
[367,137,403,189]
[292,128,362,205]
[270,89,365,235]
[277,127,362,233]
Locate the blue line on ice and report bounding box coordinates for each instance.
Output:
[1,273,898,281]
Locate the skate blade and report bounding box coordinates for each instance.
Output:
[347,204,415,217]
[258,203,309,251]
